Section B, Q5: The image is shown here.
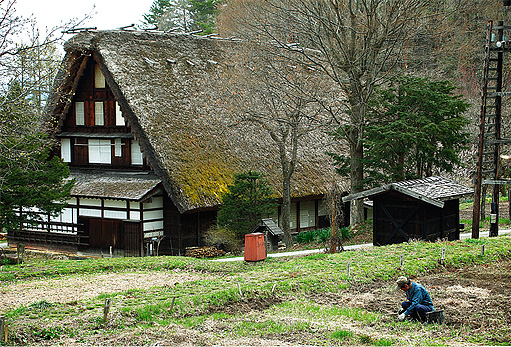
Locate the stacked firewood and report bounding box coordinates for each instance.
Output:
[185,246,225,258]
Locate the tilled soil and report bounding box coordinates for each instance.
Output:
[4,259,511,346]
[306,260,511,344]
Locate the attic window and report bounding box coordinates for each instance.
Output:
[115,102,125,126]
[131,140,143,166]
[94,64,106,88]
[75,102,85,126]
[61,138,71,163]
[95,102,104,126]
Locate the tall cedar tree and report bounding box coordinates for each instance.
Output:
[332,76,470,185]
[217,171,277,239]
[142,0,218,34]
[0,82,74,231]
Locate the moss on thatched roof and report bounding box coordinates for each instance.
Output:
[46,30,342,213]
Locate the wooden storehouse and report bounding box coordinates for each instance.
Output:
[251,218,285,252]
[342,176,473,246]
[7,30,343,256]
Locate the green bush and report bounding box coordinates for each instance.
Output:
[296,230,316,244]
[339,226,351,240]
[316,228,331,243]
[297,227,351,244]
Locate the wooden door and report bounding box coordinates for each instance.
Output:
[123,221,142,257]
[83,218,122,252]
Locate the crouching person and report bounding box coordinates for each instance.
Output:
[396,276,434,322]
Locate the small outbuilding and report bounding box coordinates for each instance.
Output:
[251,219,284,252]
[342,176,473,246]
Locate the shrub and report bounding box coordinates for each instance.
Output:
[316,228,331,243]
[204,225,242,254]
[296,230,316,244]
[339,226,351,240]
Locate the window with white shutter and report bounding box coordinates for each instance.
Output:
[94,64,106,88]
[61,138,71,163]
[115,102,125,126]
[131,140,143,165]
[94,102,104,126]
[115,138,122,157]
[88,139,111,164]
[75,102,84,126]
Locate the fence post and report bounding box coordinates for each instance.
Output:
[103,298,111,324]
[0,316,6,343]
[481,244,485,257]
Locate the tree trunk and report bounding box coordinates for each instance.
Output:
[348,99,365,226]
[274,131,296,248]
[281,175,293,247]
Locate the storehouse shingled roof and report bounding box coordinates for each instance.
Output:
[342,176,473,208]
[44,30,342,212]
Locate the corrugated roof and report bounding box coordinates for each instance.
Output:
[45,30,343,213]
[69,170,162,201]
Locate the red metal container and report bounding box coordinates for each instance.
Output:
[244,233,266,261]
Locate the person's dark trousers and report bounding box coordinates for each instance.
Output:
[401,301,433,321]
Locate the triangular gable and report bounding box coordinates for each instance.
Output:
[44,30,343,213]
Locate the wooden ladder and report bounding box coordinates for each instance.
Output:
[472,21,511,238]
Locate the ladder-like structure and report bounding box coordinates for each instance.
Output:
[472,21,511,238]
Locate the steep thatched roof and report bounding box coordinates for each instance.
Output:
[45,30,343,213]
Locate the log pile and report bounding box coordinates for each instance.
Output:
[185,246,225,258]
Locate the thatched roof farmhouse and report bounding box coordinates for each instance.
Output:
[9,30,344,256]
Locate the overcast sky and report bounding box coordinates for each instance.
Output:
[14,0,155,33]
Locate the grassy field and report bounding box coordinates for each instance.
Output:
[1,235,511,346]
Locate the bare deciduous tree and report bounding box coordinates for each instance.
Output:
[229,42,340,247]
[219,0,431,226]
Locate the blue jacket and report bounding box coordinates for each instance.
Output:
[404,282,434,315]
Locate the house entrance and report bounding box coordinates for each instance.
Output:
[79,217,142,256]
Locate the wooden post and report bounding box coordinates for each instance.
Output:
[508,188,511,221]
[481,244,485,257]
[0,316,6,343]
[347,261,351,277]
[399,254,404,269]
[330,194,336,254]
[16,243,25,265]
[103,298,111,324]
[169,297,176,312]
